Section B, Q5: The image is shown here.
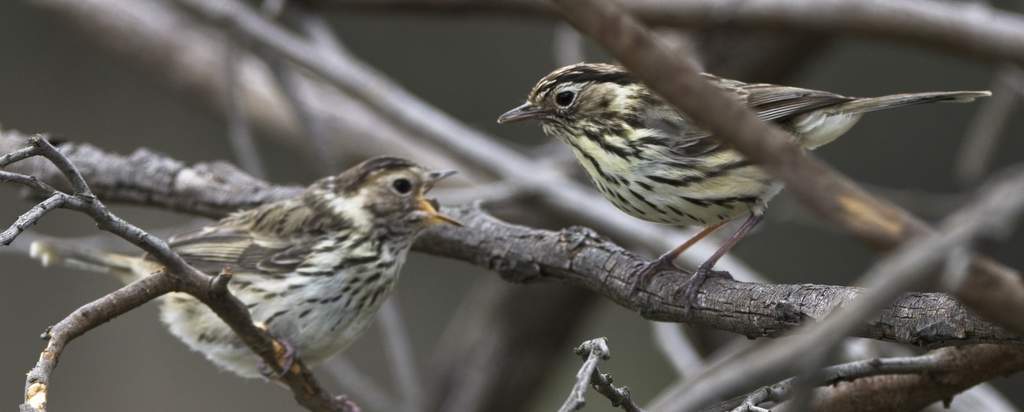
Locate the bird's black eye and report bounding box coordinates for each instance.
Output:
[391,178,412,194]
[555,91,575,107]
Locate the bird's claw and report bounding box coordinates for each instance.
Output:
[673,266,732,311]
[258,335,296,379]
[632,256,683,294]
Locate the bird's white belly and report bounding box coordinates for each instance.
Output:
[159,257,403,378]
[791,111,862,150]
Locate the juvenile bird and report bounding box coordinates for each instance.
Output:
[499,62,988,306]
[31,156,458,378]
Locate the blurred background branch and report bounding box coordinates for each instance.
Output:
[2,0,1023,410]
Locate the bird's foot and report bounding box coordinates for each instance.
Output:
[673,265,732,311]
[632,254,684,294]
[258,334,296,379]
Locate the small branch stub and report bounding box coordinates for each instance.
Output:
[559,338,644,412]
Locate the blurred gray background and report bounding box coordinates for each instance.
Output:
[1,1,1022,411]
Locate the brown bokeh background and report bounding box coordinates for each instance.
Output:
[1,2,1022,411]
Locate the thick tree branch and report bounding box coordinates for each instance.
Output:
[1,137,350,412]
[552,0,1024,338]
[552,1,1024,409]
[810,344,1024,412]
[707,344,1024,412]
[328,0,1024,65]
[3,136,1020,349]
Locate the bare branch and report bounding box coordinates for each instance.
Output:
[1,194,65,246]
[0,145,40,168]
[707,345,1024,412]
[5,139,1020,348]
[330,0,1024,65]
[558,338,644,412]
[1,137,351,412]
[22,272,176,412]
[552,0,1024,338]
[646,157,1024,412]
[811,344,1024,412]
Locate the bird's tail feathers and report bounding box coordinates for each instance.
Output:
[30,240,142,284]
[836,91,991,114]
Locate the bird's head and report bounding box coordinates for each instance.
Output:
[305,156,460,236]
[497,63,647,142]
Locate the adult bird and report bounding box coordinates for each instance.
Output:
[499,62,988,307]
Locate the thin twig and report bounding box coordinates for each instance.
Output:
[22,272,176,412]
[1,137,350,412]
[0,194,65,246]
[558,338,644,412]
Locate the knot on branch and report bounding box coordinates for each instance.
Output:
[559,225,603,253]
[773,299,811,326]
[912,320,968,347]
[574,337,611,360]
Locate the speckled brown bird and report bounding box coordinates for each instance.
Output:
[499,62,989,306]
[32,156,458,377]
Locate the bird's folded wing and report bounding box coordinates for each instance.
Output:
[153,226,313,275]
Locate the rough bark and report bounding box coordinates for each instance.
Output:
[3,136,1018,348]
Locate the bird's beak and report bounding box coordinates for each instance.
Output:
[424,169,458,191]
[417,197,462,226]
[418,169,462,226]
[497,102,546,124]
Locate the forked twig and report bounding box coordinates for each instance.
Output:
[558,338,644,412]
[1,136,351,412]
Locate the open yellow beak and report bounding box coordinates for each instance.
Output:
[417,197,462,226]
